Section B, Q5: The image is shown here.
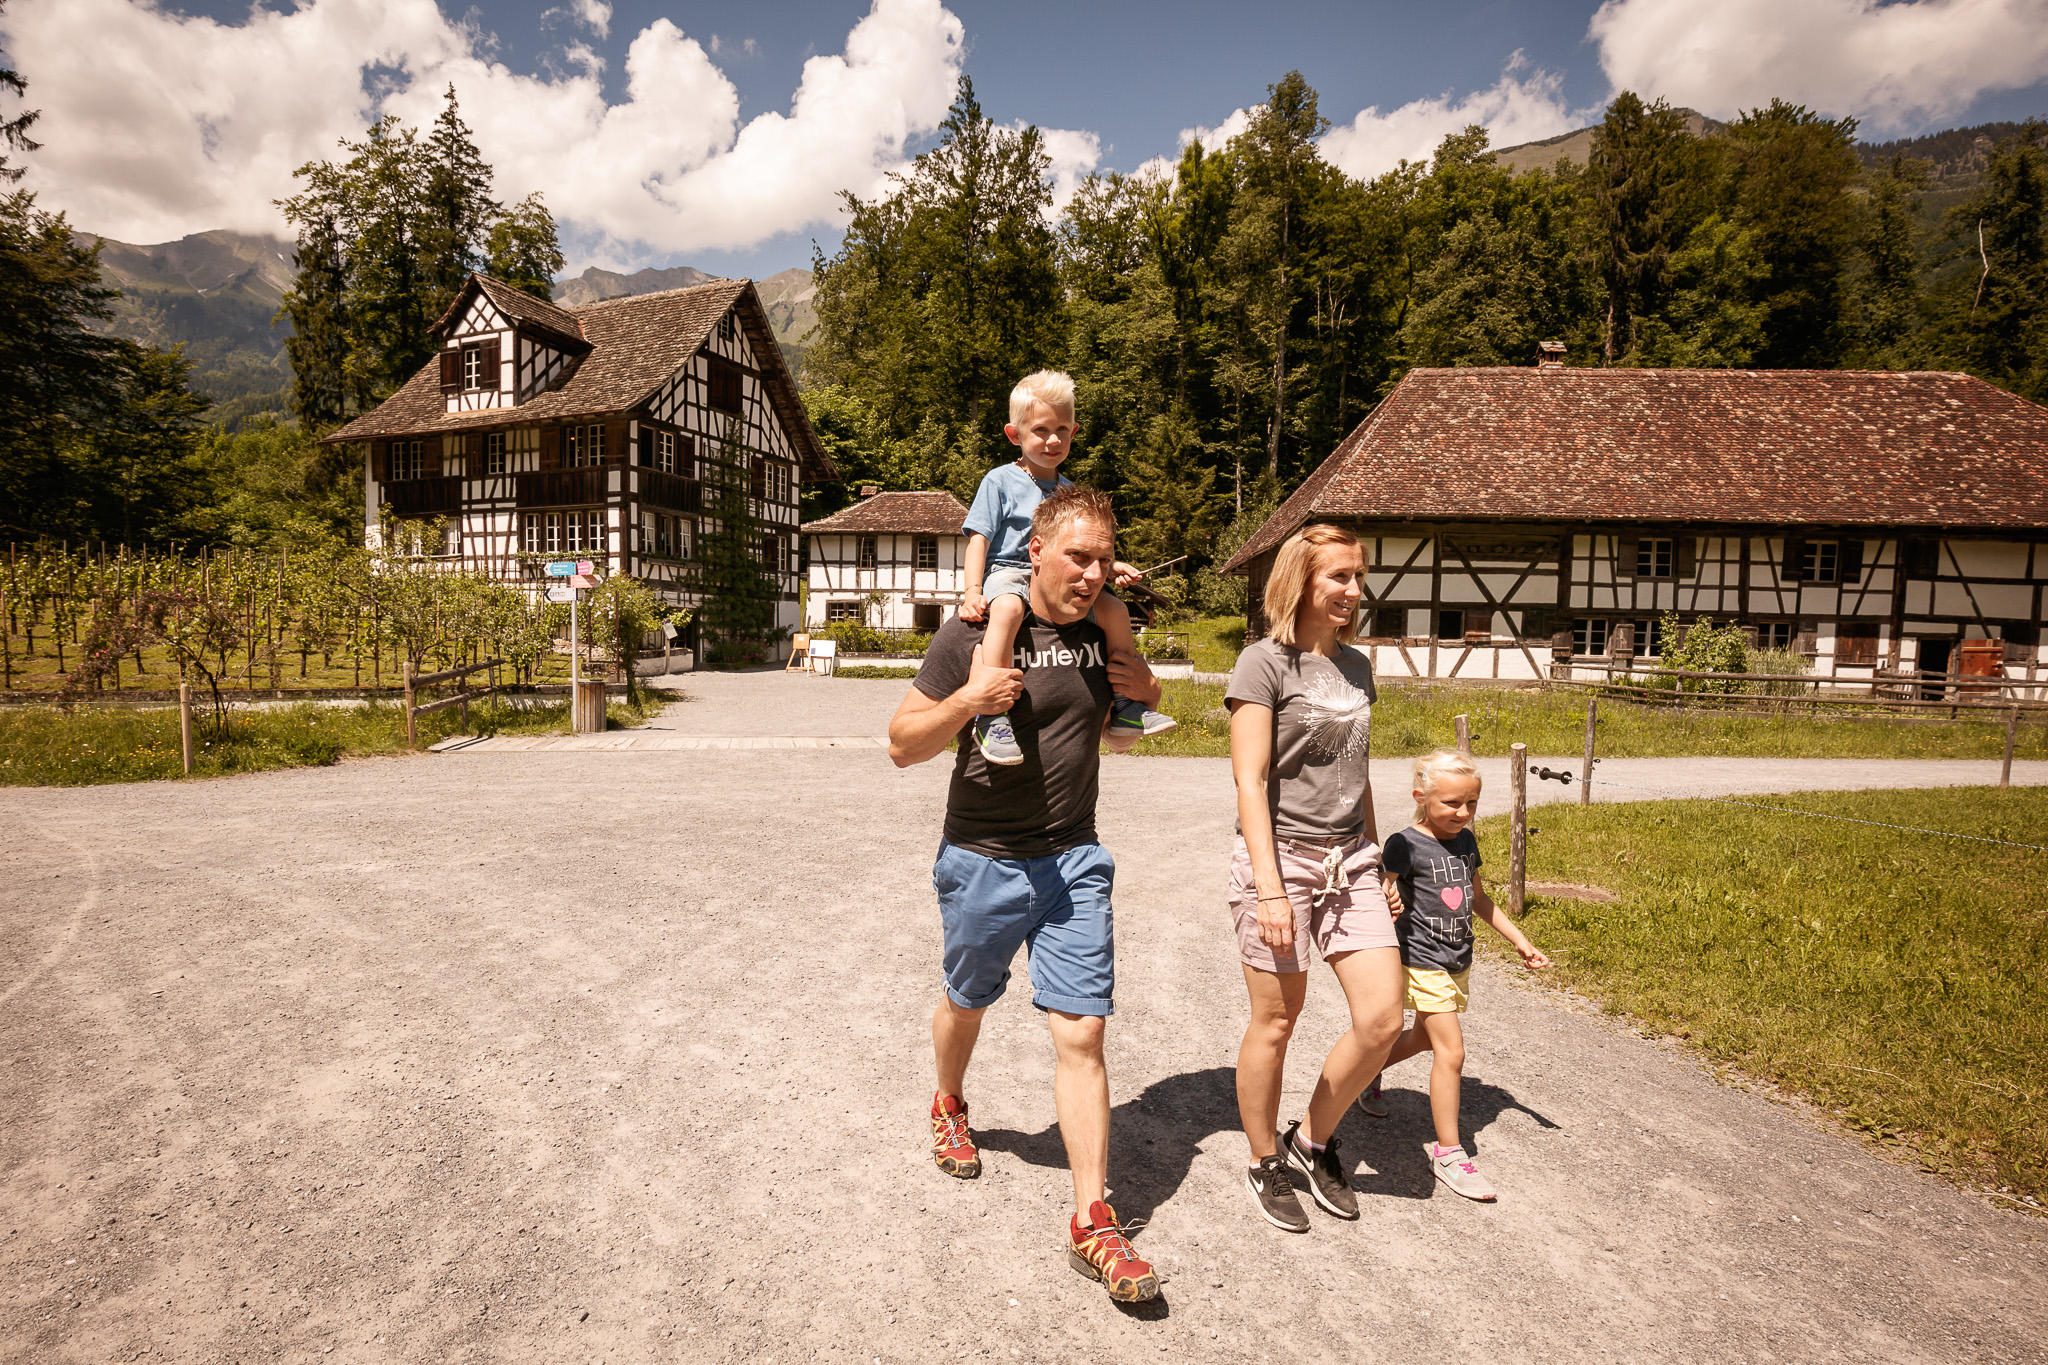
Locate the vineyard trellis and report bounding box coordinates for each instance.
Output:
[2,527,668,729]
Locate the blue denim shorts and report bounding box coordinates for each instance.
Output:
[932,840,1116,1016]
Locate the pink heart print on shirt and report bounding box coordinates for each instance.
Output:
[1440,885,1465,911]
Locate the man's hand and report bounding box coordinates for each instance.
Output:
[1111,560,1144,590]
[960,589,988,623]
[1105,653,1160,708]
[959,659,1023,714]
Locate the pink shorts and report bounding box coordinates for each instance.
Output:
[1229,833,1398,973]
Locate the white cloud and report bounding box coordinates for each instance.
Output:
[1127,105,1254,183]
[1317,54,1580,180]
[1589,0,2048,132]
[540,0,611,40]
[1027,125,1103,218]
[2,0,965,259]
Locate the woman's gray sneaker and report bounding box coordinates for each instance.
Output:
[1283,1120,1360,1219]
[1245,1154,1310,1232]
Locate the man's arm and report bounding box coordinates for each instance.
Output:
[1105,652,1161,709]
[888,661,1023,767]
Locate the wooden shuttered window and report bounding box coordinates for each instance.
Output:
[463,432,483,478]
[750,457,767,499]
[1834,622,1880,667]
[422,436,442,479]
[708,355,743,414]
[370,441,389,482]
[1901,538,1939,578]
[540,425,562,471]
[1616,533,1639,577]
[608,421,629,465]
[637,428,653,466]
[439,350,461,394]
[478,339,500,390]
[1676,536,1697,580]
[1781,537,1806,582]
[1838,539,1864,584]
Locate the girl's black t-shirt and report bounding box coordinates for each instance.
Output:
[912,611,1113,859]
[1384,825,1483,973]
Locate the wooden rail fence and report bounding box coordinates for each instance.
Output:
[402,658,503,747]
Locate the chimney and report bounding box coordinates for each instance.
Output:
[1536,340,1566,369]
[859,484,881,498]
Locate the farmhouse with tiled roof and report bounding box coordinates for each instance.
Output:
[324,272,834,650]
[801,490,972,633]
[1227,353,2048,689]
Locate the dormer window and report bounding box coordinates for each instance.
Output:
[440,340,500,394]
[719,311,737,344]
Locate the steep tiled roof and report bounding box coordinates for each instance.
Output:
[801,491,969,536]
[325,275,833,479]
[464,276,587,348]
[1226,368,2048,572]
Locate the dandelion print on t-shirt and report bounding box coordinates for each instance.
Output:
[1300,670,1372,759]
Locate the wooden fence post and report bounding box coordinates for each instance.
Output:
[2002,707,2019,789]
[1580,699,1597,807]
[403,662,416,748]
[1509,741,1528,916]
[1454,713,1471,756]
[178,681,193,776]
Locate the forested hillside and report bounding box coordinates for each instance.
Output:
[805,76,2048,615]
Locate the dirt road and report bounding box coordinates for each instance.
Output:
[3,678,2044,1362]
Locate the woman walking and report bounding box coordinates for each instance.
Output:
[1226,523,1405,1232]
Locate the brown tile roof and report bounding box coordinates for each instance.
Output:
[1226,368,2048,571]
[801,491,969,536]
[324,274,833,480]
[461,276,587,348]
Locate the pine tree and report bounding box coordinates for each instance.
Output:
[421,85,499,312]
[1587,93,1691,363]
[0,0,38,183]
[1849,154,1929,367]
[1952,121,2048,400]
[277,163,359,430]
[1725,100,1862,367]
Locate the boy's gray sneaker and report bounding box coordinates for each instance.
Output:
[1245,1154,1309,1233]
[1427,1144,1498,1202]
[1282,1121,1359,1219]
[974,713,1024,766]
[1108,697,1177,737]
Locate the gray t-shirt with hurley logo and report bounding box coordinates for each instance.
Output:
[1225,638,1378,842]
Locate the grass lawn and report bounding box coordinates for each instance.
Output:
[1470,789,2048,1206]
[0,693,666,786]
[1134,680,2048,762]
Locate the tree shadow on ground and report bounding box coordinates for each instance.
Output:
[1345,1072,1562,1200]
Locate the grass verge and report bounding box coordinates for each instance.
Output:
[1471,789,2047,1206]
[833,665,919,680]
[1134,680,2048,761]
[0,693,666,786]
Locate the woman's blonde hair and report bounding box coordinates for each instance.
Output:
[1411,749,1482,822]
[1262,523,1367,648]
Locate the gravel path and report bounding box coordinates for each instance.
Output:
[2,677,2044,1363]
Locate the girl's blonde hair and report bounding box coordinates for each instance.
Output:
[1263,523,1367,648]
[1009,370,1076,426]
[1412,749,1482,822]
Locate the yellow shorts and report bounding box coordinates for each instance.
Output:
[1405,966,1470,1014]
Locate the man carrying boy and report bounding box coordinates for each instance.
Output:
[961,370,1173,765]
[887,485,1163,1304]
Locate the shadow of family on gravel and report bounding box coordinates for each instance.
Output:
[975,1064,1561,1237]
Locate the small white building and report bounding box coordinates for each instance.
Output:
[802,491,969,633]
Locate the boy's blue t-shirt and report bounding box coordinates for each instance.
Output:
[963,462,1071,566]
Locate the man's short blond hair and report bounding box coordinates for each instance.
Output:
[1262,523,1367,648]
[1009,369,1076,426]
[1031,484,1115,547]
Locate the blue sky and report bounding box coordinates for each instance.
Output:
[6,0,2047,281]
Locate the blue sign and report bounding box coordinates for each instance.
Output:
[544,561,577,578]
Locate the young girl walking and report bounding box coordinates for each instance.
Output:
[1361,750,1549,1201]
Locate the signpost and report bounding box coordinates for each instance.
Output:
[543,561,602,731]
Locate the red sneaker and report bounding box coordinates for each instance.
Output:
[930,1093,980,1178]
[1067,1200,1159,1302]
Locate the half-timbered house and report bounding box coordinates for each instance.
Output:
[323,273,832,649]
[1225,359,2048,694]
[801,491,970,633]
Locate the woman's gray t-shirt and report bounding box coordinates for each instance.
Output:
[1225,638,1378,841]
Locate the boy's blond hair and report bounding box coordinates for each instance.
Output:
[1009,370,1076,426]
[1412,749,1482,822]
[1262,523,1367,648]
